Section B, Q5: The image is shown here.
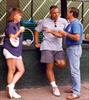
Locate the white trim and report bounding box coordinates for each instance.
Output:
[0,0,32,21]
[83,9,89,17]
[77,2,82,9]
[0,12,6,21]
[80,9,89,21]
[0,0,2,3]
[84,23,89,32]
[67,1,72,7]
[22,0,32,11]
[29,0,47,20]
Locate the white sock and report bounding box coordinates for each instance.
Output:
[8,82,15,88]
[50,81,57,88]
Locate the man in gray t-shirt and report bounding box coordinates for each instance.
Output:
[35,5,68,96]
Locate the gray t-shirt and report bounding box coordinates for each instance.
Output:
[3,22,23,57]
[35,17,68,51]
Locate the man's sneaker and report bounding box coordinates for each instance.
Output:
[7,83,14,99]
[12,90,21,99]
[66,94,80,100]
[52,87,61,96]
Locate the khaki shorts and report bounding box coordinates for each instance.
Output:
[40,50,65,63]
[3,49,22,59]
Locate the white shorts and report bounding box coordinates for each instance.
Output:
[3,48,22,59]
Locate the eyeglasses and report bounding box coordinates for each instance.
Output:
[54,24,57,27]
[54,20,57,27]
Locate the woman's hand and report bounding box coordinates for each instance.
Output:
[9,34,15,38]
[9,26,25,39]
[20,26,25,33]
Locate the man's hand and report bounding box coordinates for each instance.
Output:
[58,30,68,37]
[35,43,40,48]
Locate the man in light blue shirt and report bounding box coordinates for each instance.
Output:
[64,7,83,100]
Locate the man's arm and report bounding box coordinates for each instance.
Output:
[66,32,80,41]
[34,31,40,48]
[59,30,80,41]
[44,27,63,37]
[44,27,80,41]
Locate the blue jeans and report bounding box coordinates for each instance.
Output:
[67,45,82,96]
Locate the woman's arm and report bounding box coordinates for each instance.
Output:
[9,26,25,39]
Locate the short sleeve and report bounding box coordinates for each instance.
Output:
[35,20,43,32]
[64,19,68,29]
[5,23,16,35]
[72,23,81,34]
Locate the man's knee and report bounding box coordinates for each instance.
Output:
[56,60,66,68]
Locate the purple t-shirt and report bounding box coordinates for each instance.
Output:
[3,22,23,57]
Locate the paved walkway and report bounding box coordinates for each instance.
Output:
[0,83,89,100]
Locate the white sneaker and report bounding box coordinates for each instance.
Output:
[12,90,21,99]
[7,83,14,99]
[52,87,61,96]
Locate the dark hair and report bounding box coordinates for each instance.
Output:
[69,7,79,18]
[50,5,58,10]
[7,7,22,22]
